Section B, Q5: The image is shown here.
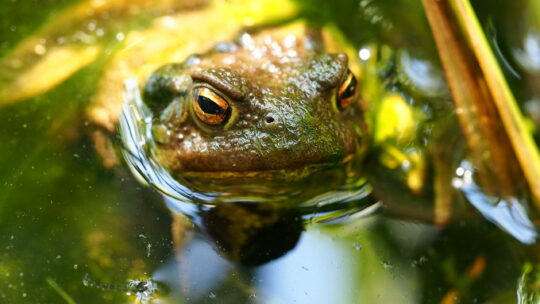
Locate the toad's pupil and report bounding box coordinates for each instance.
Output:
[341,78,357,99]
[198,95,224,114]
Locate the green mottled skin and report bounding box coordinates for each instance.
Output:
[144,25,364,180]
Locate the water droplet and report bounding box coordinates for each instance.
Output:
[359,48,371,61]
[382,261,393,269]
[116,32,125,41]
[33,44,46,55]
[87,21,96,31]
[353,243,362,251]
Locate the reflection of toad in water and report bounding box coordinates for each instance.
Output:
[201,203,304,266]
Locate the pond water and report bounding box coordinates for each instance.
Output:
[1,0,539,303]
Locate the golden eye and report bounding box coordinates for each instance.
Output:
[192,86,230,125]
[337,70,358,110]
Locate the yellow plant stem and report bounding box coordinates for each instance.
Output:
[449,0,540,209]
[422,0,520,222]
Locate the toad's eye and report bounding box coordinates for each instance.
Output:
[192,86,230,125]
[336,70,358,110]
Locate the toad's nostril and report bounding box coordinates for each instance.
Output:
[265,116,275,124]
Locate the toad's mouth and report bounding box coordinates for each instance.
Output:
[173,153,359,182]
[177,161,338,180]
